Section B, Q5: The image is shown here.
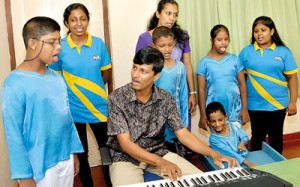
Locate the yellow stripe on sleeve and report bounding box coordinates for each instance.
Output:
[284,68,298,75]
[100,64,112,71]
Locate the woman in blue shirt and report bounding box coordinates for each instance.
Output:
[49,3,112,187]
[239,16,298,154]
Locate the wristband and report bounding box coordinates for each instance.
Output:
[189,91,197,95]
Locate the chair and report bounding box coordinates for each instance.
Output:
[172,138,194,161]
[200,141,286,171]
[99,147,113,187]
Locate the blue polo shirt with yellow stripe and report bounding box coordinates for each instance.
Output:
[239,42,298,111]
[49,32,111,123]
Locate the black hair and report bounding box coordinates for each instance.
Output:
[251,16,285,46]
[63,3,90,35]
[148,0,189,48]
[134,46,164,75]
[152,26,175,43]
[206,101,226,119]
[22,16,60,49]
[210,24,230,41]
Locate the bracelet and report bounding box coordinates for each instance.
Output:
[189,91,197,95]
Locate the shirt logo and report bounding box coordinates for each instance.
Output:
[275,56,282,61]
[93,56,100,60]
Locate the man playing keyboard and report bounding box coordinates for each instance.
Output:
[106,47,239,186]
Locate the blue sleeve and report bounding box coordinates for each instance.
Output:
[209,135,245,164]
[238,47,247,70]
[237,127,249,145]
[99,39,111,70]
[283,47,298,74]
[234,54,244,73]
[1,80,34,179]
[179,64,189,128]
[196,58,207,76]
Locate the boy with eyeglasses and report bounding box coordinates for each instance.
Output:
[1,16,83,187]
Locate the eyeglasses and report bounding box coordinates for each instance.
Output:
[33,38,60,48]
[42,40,60,48]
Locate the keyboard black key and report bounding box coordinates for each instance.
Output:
[208,175,215,182]
[230,171,238,178]
[183,179,190,186]
[225,172,233,179]
[220,173,228,180]
[236,170,244,177]
[241,169,250,176]
[200,176,208,184]
[177,180,184,187]
[213,174,221,181]
[190,178,198,185]
[196,177,203,184]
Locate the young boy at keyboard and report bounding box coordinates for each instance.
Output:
[206,101,258,168]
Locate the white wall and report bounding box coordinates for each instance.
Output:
[108,0,158,89]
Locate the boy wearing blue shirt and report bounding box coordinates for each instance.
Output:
[1,17,83,187]
[152,26,189,155]
[206,102,258,168]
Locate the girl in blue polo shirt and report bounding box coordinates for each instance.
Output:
[196,24,250,131]
[49,3,112,187]
[239,16,298,154]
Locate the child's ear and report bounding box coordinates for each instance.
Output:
[28,38,37,50]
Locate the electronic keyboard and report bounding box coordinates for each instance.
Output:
[118,167,293,187]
